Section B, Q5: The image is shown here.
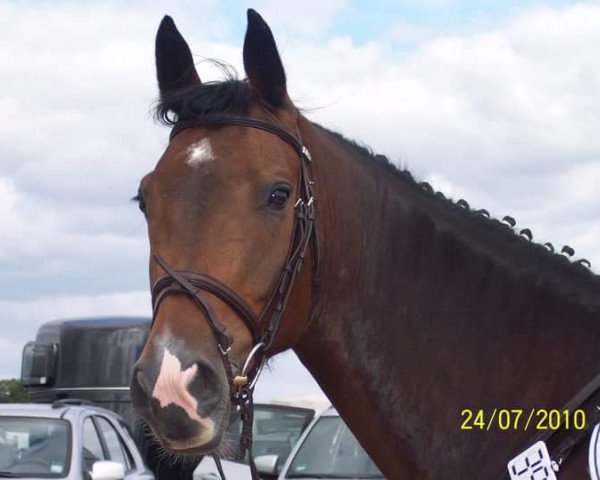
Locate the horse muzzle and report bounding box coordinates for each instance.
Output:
[130,345,229,453]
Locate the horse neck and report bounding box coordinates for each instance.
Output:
[294,121,600,479]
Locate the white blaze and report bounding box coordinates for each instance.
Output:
[152,347,214,431]
[186,138,215,167]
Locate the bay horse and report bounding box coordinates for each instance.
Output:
[130,9,600,479]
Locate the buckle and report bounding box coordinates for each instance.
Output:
[301,146,312,162]
[232,375,249,386]
[218,343,231,356]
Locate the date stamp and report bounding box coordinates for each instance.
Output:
[460,408,586,432]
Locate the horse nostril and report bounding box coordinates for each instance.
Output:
[130,366,154,412]
[136,369,153,395]
[187,361,223,411]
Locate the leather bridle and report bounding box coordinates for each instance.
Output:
[150,114,319,480]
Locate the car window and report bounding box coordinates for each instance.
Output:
[95,417,131,470]
[286,416,384,478]
[225,405,314,473]
[117,420,137,468]
[0,417,70,478]
[82,417,105,477]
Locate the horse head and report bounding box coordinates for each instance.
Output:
[129,10,318,455]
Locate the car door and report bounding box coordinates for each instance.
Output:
[93,415,153,480]
[82,416,107,479]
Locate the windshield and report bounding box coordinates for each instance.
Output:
[286,416,384,479]
[225,405,313,473]
[0,417,70,478]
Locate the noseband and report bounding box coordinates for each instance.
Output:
[150,114,319,480]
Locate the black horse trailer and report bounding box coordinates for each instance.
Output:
[21,316,197,480]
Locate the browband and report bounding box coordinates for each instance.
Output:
[169,114,311,162]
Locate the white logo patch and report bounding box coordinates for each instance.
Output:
[507,441,557,480]
[186,138,215,167]
[152,347,214,431]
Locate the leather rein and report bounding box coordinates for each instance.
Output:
[150,114,319,480]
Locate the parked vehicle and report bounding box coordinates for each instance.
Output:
[20,317,191,479]
[21,317,150,421]
[0,399,154,480]
[195,407,383,480]
[276,407,384,480]
[194,404,316,480]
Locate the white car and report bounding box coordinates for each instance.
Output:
[0,400,154,480]
[276,407,384,479]
[195,407,384,480]
[194,404,316,480]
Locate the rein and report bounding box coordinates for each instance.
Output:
[503,373,600,479]
[150,114,319,480]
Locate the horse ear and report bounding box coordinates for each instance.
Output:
[243,9,288,107]
[155,16,200,98]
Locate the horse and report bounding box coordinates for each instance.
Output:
[129,9,600,479]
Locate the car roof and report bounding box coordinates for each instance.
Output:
[320,406,339,417]
[0,403,69,418]
[0,402,123,420]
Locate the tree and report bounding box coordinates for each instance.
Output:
[0,379,28,403]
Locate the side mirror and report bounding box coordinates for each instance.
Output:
[255,454,279,475]
[91,461,125,480]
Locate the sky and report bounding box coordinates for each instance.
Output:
[1,0,600,403]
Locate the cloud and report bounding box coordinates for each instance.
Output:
[386,20,444,47]
[0,177,57,259]
[0,337,25,379]
[1,291,151,324]
[285,3,600,266]
[252,0,347,39]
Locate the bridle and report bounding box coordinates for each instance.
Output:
[150,113,319,480]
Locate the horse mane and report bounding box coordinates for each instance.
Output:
[155,63,252,125]
[154,70,598,288]
[320,126,600,290]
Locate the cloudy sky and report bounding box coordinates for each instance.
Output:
[1,0,599,402]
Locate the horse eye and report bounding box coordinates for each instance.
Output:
[132,192,146,214]
[268,188,290,209]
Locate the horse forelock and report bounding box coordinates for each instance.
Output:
[155,63,253,126]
